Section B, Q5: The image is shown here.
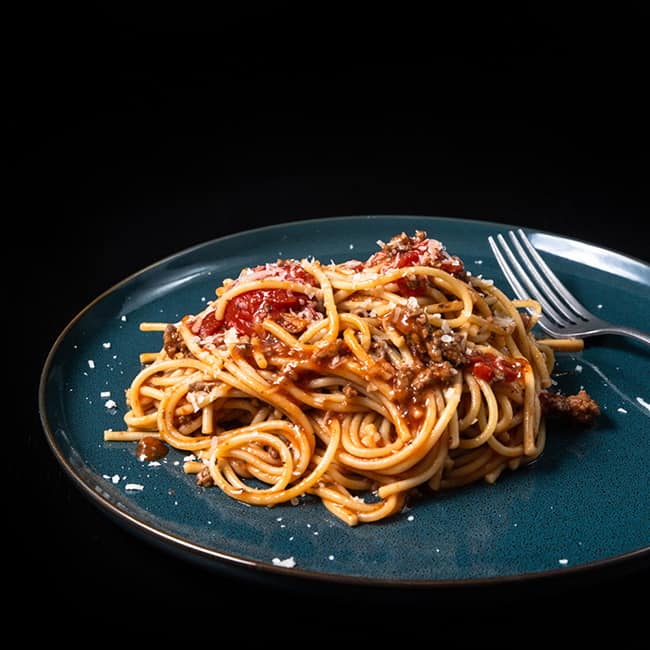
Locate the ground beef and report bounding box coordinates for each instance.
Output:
[389,305,429,339]
[163,324,189,358]
[433,330,467,366]
[366,230,463,275]
[177,413,200,428]
[411,363,458,391]
[196,466,214,487]
[382,299,468,404]
[392,362,458,403]
[312,338,347,362]
[276,311,313,334]
[540,389,600,426]
[382,231,417,254]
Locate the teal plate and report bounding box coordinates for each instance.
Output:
[39,216,650,586]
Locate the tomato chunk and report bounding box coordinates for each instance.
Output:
[190,261,320,338]
[365,232,464,297]
[223,288,312,336]
[469,353,525,383]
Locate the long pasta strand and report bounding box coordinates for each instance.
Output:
[105,231,591,525]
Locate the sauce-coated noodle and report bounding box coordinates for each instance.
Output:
[105,232,597,525]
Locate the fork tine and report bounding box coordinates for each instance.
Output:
[487,235,529,300]
[507,231,584,324]
[490,234,569,325]
[514,229,592,320]
[490,230,650,346]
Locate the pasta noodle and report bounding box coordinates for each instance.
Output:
[105,231,598,525]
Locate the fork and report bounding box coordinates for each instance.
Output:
[488,229,650,346]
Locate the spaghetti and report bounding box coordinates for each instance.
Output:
[105,231,599,525]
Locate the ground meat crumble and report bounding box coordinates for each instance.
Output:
[540,389,601,426]
[163,324,190,358]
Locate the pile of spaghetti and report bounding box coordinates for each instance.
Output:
[106,231,599,525]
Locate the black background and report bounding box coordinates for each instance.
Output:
[15,4,648,638]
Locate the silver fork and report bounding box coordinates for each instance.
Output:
[488,229,650,346]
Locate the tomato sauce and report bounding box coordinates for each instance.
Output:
[468,353,526,383]
[190,261,320,338]
[223,288,312,336]
[365,234,465,296]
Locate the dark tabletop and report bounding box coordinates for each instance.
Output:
[16,5,648,637]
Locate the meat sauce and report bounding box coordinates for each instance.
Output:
[468,352,526,383]
[181,232,599,437]
[191,261,320,338]
[191,233,466,338]
[191,234,526,397]
[365,232,465,296]
[136,436,169,462]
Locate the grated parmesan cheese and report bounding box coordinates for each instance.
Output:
[125,483,144,491]
[88,360,95,369]
[187,391,201,413]
[104,399,117,409]
[636,397,650,411]
[272,556,296,568]
[444,386,457,400]
[223,327,239,346]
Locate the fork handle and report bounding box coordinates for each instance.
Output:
[597,326,650,347]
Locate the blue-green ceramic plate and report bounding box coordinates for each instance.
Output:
[39,216,650,586]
